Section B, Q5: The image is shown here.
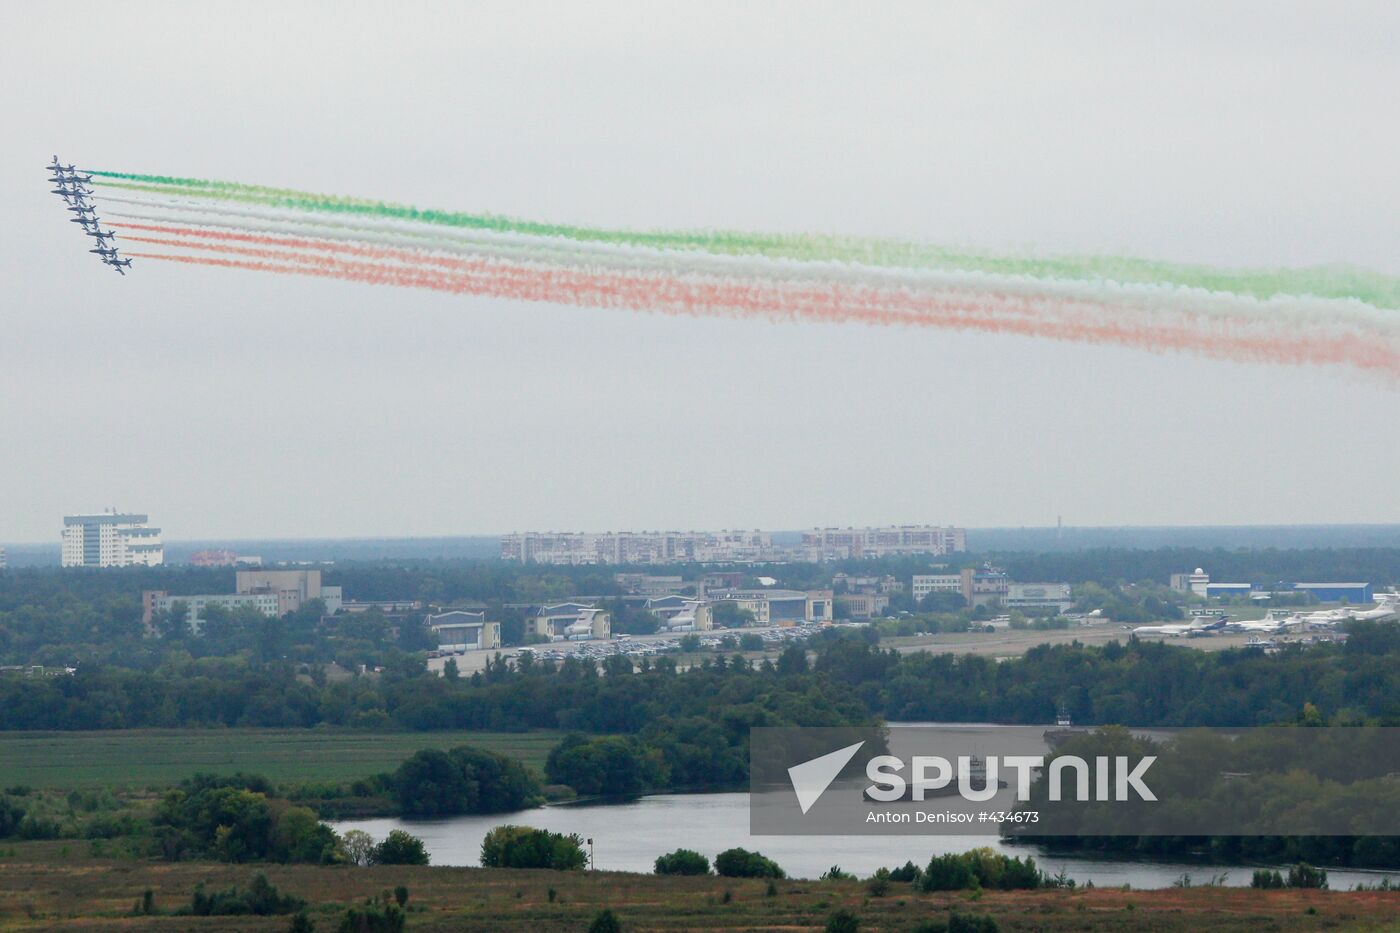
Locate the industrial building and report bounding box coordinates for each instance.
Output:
[1004,583,1074,613]
[426,610,502,653]
[707,588,833,625]
[61,511,164,567]
[642,595,714,631]
[236,569,342,615]
[1174,568,1373,604]
[529,603,612,641]
[835,591,890,619]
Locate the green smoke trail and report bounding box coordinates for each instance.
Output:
[87,170,1400,308]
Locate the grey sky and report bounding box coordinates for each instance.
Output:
[2,2,1398,543]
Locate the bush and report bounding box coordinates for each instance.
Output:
[0,798,24,838]
[887,860,922,884]
[714,847,785,879]
[480,825,586,870]
[654,848,710,875]
[588,908,623,933]
[1251,869,1285,889]
[866,867,891,897]
[336,893,404,933]
[186,872,304,916]
[825,908,860,932]
[373,830,429,866]
[948,914,999,933]
[921,853,979,891]
[821,865,855,881]
[1287,863,1328,889]
[391,746,541,816]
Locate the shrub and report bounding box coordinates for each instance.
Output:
[588,908,623,933]
[187,872,304,916]
[373,830,429,866]
[887,860,922,884]
[0,798,24,838]
[1251,869,1284,889]
[921,853,979,891]
[866,867,891,897]
[948,914,999,933]
[480,825,586,870]
[714,847,785,879]
[821,865,855,881]
[825,908,860,932]
[336,893,404,933]
[1287,863,1328,889]
[654,848,710,875]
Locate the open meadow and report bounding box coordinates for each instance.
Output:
[0,841,1397,932]
[0,729,567,790]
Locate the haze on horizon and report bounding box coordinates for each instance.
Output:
[2,2,1398,544]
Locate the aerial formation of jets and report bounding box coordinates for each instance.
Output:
[48,155,129,274]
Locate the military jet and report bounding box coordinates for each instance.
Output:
[103,256,132,275]
[67,203,98,217]
[90,245,119,260]
[87,228,117,242]
[46,155,76,174]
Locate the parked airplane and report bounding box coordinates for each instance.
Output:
[1129,616,1228,637]
[1337,594,1400,623]
[1224,612,1290,633]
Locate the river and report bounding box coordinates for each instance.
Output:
[331,791,1398,889]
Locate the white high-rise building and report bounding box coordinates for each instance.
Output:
[61,511,164,568]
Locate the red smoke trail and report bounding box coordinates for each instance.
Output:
[124,249,1400,379]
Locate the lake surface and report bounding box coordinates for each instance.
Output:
[332,791,1398,889]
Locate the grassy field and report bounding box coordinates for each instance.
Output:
[0,729,568,790]
[0,841,1397,931]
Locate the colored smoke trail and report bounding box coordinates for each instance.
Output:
[124,245,1400,376]
[86,167,1400,379]
[88,170,1400,308]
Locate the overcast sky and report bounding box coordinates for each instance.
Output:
[3,2,1398,544]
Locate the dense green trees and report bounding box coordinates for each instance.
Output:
[391,745,542,816]
[714,847,785,878]
[545,735,667,796]
[155,774,338,864]
[373,829,430,865]
[480,825,587,870]
[654,848,711,875]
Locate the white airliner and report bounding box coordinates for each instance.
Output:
[1129,617,1228,637]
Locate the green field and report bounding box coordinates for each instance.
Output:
[0,729,568,789]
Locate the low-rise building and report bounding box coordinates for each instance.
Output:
[426,610,501,653]
[835,591,890,619]
[912,573,964,600]
[614,573,690,597]
[1005,583,1074,614]
[143,590,280,635]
